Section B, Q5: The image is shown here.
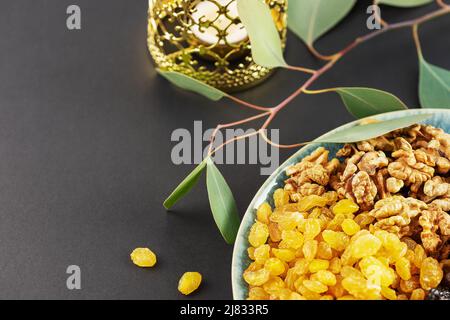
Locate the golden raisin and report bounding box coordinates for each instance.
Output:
[322,230,349,251]
[274,188,290,207]
[419,257,443,290]
[298,195,328,212]
[309,259,330,273]
[410,288,425,300]
[130,248,157,267]
[272,248,296,262]
[317,241,333,260]
[248,221,269,247]
[263,276,285,295]
[304,218,322,240]
[254,244,270,264]
[280,230,304,249]
[381,286,397,300]
[395,257,412,281]
[243,268,270,286]
[303,280,328,294]
[256,202,272,224]
[332,199,359,215]
[314,270,337,286]
[302,239,318,260]
[248,287,269,300]
[350,234,382,258]
[264,258,286,276]
[178,272,202,295]
[341,219,361,236]
[329,257,342,274]
[413,245,426,269]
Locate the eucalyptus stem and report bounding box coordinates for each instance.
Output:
[412,24,423,58]
[437,0,449,9]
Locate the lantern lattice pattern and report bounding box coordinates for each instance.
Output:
[147,0,287,92]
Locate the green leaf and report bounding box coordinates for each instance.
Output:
[288,0,356,45]
[237,0,287,68]
[163,159,207,210]
[376,0,433,7]
[334,87,408,118]
[206,158,240,244]
[419,58,450,109]
[314,114,432,144]
[157,69,226,101]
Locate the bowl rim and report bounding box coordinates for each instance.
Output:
[231,108,450,300]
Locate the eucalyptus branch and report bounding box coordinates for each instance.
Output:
[226,94,271,111]
[437,0,450,9]
[205,6,449,156]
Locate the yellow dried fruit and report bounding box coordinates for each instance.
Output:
[359,256,395,287]
[322,230,349,251]
[268,222,282,242]
[293,259,310,275]
[264,258,286,276]
[341,266,364,279]
[297,285,322,300]
[263,276,285,295]
[400,276,420,293]
[298,195,328,212]
[254,244,270,264]
[329,257,342,274]
[248,221,269,247]
[314,270,337,286]
[247,247,255,260]
[309,259,330,273]
[243,268,270,286]
[178,272,202,295]
[410,288,425,300]
[248,287,269,300]
[303,280,328,294]
[304,218,322,240]
[332,199,359,215]
[130,248,157,267]
[419,257,443,290]
[274,188,290,208]
[302,239,318,260]
[341,219,361,236]
[350,234,382,258]
[272,248,296,262]
[256,202,272,224]
[354,213,375,227]
[317,241,333,260]
[381,286,397,300]
[413,245,426,269]
[280,230,304,249]
[395,257,411,281]
[342,276,381,300]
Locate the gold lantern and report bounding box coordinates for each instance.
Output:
[147,0,288,92]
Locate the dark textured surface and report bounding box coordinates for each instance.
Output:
[0,0,448,299]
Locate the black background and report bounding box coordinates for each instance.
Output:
[0,0,448,299]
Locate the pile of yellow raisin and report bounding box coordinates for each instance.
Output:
[244,191,444,300]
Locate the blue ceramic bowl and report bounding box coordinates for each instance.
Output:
[231,108,450,300]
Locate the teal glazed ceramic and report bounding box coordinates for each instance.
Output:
[231,109,450,300]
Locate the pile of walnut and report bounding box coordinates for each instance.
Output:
[243,124,450,300]
[286,124,450,259]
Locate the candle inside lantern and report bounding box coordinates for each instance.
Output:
[190,0,248,46]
